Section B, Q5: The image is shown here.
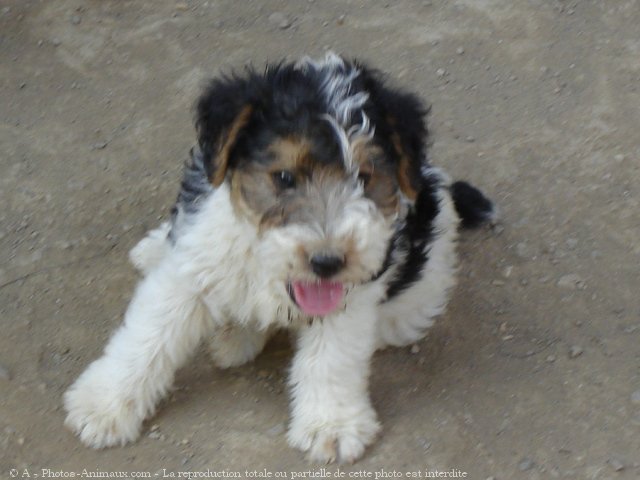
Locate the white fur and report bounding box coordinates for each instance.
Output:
[64,175,460,463]
[128,221,171,274]
[377,185,459,348]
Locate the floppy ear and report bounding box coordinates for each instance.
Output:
[195,75,257,187]
[360,69,430,201]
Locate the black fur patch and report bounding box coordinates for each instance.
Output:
[450,181,495,229]
[384,176,440,300]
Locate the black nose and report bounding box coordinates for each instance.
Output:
[309,254,345,278]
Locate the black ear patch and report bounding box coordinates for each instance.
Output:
[195,74,262,186]
[357,66,430,200]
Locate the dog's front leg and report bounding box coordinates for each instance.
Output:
[287,306,381,464]
[64,259,211,448]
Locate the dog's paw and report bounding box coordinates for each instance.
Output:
[128,222,171,273]
[64,362,143,448]
[287,410,381,464]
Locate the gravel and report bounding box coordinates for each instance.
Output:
[568,345,583,358]
[268,12,291,29]
[266,423,285,437]
[607,457,626,472]
[0,364,10,381]
[557,274,586,290]
[515,242,529,259]
[630,389,640,404]
[518,457,535,471]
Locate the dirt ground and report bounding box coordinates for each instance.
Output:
[1,0,639,478]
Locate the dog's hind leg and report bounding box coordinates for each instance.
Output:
[128,222,172,274]
[208,324,274,369]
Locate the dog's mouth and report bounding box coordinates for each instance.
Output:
[287,280,344,317]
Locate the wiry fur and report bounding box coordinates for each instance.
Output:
[64,53,495,463]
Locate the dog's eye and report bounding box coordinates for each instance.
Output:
[358,171,372,188]
[272,170,296,190]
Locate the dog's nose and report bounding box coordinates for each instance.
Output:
[309,254,345,278]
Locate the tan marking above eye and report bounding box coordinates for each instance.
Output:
[267,137,313,170]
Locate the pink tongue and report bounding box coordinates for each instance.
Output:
[292,280,344,316]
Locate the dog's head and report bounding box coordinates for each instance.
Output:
[195,53,430,317]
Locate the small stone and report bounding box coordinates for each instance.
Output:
[565,238,578,249]
[52,38,61,46]
[417,437,432,450]
[410,344,420,354]
[501,266,513,278]
[568,345,583,358]
[90,141,108,150]
[614,154,625,162]
[607,457,625,472]
[518,457,535,471]
[337,14,345,25]
[268,12,291,29]
[485,477,495,480]
[515,242,529,259]
[630,389,640,404]
[557,274,585,290]
[436,68,447,77]
[492,280,505,287]
[545,354,556,363]
[266,423,285,437]
[0,364,11,381]
[456,47,465,55]
[71,15,81,25]
[465,136,475,142]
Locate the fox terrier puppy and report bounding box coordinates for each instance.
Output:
[64,53,495,463]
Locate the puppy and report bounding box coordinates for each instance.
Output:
[64,53,495,463]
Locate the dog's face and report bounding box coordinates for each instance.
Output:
[195,54,429,317]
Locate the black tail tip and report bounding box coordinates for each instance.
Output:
[450,181,497,229]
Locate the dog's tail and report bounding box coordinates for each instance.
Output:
[450,181,497,229]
